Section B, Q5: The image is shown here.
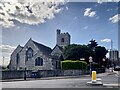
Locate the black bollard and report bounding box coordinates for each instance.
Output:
[24,72,26,80]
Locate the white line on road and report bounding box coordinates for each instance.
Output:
[103,84,119,87]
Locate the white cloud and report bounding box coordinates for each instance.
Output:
[73,16,77,20]
[106,9,113,12]
[0,44,16,53]
[0,45,16,66]
[0,0,65,28]
[101,38,111,43]
[97,0,120,3]
[97,0,103,4]
[66,6,68,10]
[109,14,120,23]
[83,26,88,29]
[84,8,96,18]
[96,16,100,19]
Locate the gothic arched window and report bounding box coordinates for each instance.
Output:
[26,47,33,61]
[35,57,43,66]
[61,38,64,43]
[16,53,19,65]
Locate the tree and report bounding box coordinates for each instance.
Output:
[62,44,94,63]
[62,40,108,65]
[88,39,98,50]
[94,46,108,64]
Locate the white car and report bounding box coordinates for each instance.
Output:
[114,66,120,71]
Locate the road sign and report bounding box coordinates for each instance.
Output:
[89,56,93,62]
[89,59,93,63]
[80,58,85,61]
[89,56,93,60]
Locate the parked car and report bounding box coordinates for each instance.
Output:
[31,71,40,78]
[114,66,120,71]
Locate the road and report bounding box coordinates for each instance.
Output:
[2,73,119,88]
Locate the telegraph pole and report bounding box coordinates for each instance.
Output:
[110,40,114,72]
[111,40,113,50]
[3,56,4,67]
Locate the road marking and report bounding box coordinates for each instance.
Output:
[103,84,119,87]
[115,74,119,77]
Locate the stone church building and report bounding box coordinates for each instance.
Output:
[9,29,71,70]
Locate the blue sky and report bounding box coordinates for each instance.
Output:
[0,1,119,66]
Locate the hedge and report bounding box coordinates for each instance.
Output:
[61,60,88,70]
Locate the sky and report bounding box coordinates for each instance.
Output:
[0,0,119,66]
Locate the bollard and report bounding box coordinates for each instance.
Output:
[87,71,103,86]
[92,71,96,82]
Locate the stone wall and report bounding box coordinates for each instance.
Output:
[1,70,24,79]
[1,69,106,80]
[1,70,89,80]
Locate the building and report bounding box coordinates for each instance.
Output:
[56,29,70,48]
[9,29,71,70]
[109,50,119,66]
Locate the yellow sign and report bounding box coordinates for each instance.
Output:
[92,71,96,82]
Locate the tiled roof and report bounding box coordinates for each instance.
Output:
[52,44,63,51]
[32,40,52,56]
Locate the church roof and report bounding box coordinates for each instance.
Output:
[18,44,23,48]
[32,40,52,56]
[53,44,63,51]
[51,44,63,57]
[51,54,64,61]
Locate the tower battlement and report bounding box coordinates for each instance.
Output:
[56,29,70,48]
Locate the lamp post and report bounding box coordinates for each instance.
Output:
[80,58,85,75]
[89,56,93,76]
[3,56,5,68]
[103,58,106,72]
[110,39,113,50]
[109,40,114,72]
[103,58,105,66]
[24,66,26,80]
[24,48,27,80]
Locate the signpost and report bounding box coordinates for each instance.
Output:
[87,57,103,86]
[89,56,93,76]
[103,58,105,67]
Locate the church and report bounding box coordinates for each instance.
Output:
[9,29,71,70]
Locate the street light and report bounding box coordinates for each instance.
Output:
[110,39,113,50]
[89,56,93,76]
[24,67,27,80]
[110,40,114,72]
[103,58,106,70]
[101,39,114,72]
[3,56,5,68]
[24,48,28,80]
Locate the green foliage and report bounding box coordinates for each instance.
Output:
[62,40,108,64]
[61,60,88,70]
[88,39,98,49]
[1,66,8,70]
[94,46,108,63]
[63,44,94,63]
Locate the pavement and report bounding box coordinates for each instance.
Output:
[1,70,119,88]
[1,75,90,82]
[2,72,119,88]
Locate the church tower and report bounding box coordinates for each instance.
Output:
[56,29,70,48]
